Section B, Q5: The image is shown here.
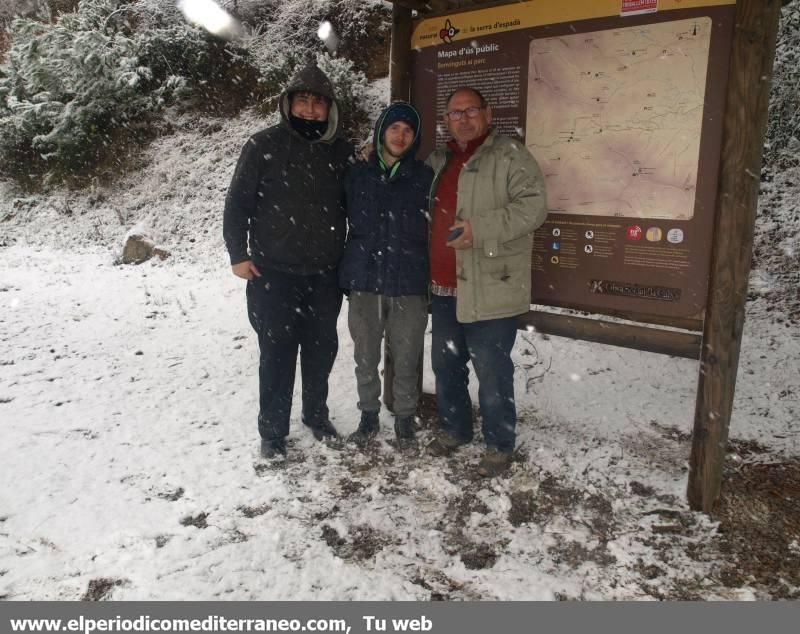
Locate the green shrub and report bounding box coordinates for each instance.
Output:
[316,53,371,143]
[0,0,261,184]
[0,4,170,183]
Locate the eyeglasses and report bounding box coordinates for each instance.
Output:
[445,106,483,121]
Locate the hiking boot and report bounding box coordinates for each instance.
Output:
[307,419,340,442]
[394,415,417,450]
[260,438,287,460]
[426,432,467,457]
[477,449,513,477]
[347,411,379,448]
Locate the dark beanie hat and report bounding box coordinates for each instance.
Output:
[380,102,420,136]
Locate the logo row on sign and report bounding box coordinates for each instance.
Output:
[549,227,684,243]
[626,226,684,243]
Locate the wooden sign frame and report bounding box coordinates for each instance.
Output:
[382,0,783,512]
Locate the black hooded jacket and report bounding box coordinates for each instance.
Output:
[223,64,354,275]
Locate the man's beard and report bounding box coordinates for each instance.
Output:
[384,143,409,159]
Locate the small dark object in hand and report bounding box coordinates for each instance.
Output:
[447,227,464,242]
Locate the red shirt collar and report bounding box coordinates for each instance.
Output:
[447,131,490,156]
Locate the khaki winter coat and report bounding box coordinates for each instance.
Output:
[427,129,548,323]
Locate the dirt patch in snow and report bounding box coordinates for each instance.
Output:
[449,492,490,524]
[82,578,127,601]
[548,535,616,568]
[338,477,366,497]
[157,487,185,502]
[239,504,270,518]
[179,512,209,529]
[508,490,538,527]
[627,444,800,600]
[459,542,498,570]
[410,569,478,601]
[321,524,389,561]
[714,457,800,598]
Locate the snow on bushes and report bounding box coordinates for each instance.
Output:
[764,0,800,172]
[0,0,258,184]
[0,0,389,185]
[0,1,168,182]
[238,0,389,139]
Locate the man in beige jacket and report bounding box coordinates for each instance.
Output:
[426,87,547,476]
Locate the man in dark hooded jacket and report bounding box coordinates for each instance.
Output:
[339,102,433,449]
[223,63,353,460]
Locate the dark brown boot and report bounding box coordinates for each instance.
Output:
[477,449,513,477]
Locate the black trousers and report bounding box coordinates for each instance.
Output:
[246,267,343,441]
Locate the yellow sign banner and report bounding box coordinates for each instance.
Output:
[411,0,736,49]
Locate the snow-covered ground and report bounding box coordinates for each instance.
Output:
[0,241,797,601]
[1,93,799,599]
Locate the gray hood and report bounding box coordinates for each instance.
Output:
[279,63,340,143]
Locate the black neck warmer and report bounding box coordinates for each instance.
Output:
[289,115,327,140]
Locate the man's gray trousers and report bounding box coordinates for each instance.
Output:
[347,292,428,418]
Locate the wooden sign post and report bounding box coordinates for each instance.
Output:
[688,0,783,512]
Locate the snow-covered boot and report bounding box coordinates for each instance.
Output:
[347,411,379,448]
[260,438,287,460]
[307,419,339,442]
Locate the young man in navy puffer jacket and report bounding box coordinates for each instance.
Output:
[339,102,433,449]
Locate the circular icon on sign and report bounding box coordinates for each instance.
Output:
[626,225,643,240]
[585,230,594,239]
[667,228,684,244]
[552,228,561,237]
[646,227,663,242]
[550,255,559,264]
[584,244,593,254]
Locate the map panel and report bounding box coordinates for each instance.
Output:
[526,18,712,220]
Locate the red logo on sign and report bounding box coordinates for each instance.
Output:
[439,19,460,44]
[627,225,643,240]
[621,0,658,16]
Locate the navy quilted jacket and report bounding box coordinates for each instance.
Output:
[339,104,433,297]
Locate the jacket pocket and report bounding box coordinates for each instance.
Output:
[477,253,529,316]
